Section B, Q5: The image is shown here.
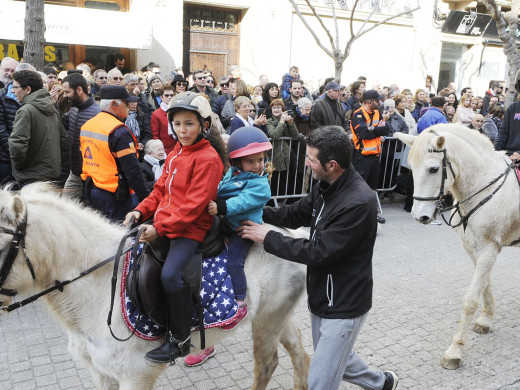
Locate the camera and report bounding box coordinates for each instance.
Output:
[384,106,390,112]
[257,108,266,116]
[286,110,293,116]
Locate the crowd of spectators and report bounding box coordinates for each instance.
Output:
[0,54,510,210]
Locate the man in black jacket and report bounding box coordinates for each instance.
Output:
[239,126,398,390]
[310,81,347,130]
[62,73,101,198]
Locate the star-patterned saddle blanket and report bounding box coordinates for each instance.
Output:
[120,243,239,340]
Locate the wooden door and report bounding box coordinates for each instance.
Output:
[183,5,240,80]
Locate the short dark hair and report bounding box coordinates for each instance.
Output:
[158,85,174,96]
[431,96,446,108]
[13,70,43,92]
[114,53,125,62]
[43,65,57,76]
[62,73,88,94]
[193,69,204,77]
[351,80,365,94]
[306,126,352,169]
[290,79,303,87]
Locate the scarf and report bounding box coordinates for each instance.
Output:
[236,113,254,127]
[144,154,164,181]
[296,106,310,121]
[125,111,140,139]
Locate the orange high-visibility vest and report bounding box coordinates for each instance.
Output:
[80,112,138,193]
[350,107,382,156]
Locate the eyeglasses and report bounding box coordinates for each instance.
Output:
[176,82,187,87]
[163,93,174,97]
[97,76,108,80]
[112,77,123,81]
[220,83,229,87]
[196,76,206,80]
[341,93,347,97]
[207,80,215,84]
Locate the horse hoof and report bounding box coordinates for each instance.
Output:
[473,323,490,334]
[440,357,461,370]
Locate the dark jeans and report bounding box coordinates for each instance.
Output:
[353,154,380,190]
[227,233,252,300]
[161,238,199,293]
[0,162,14,186]
[85,185,132,222]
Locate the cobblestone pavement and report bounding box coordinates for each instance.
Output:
[1,202,520,389]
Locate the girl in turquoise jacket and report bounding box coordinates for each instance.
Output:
[207,126,272,331]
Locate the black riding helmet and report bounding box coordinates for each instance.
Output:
[167,91,213,140]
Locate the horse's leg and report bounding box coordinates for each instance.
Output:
[441,245,498,370]
[458,235,497,335]
[280,320,310,390]
[251,317,282,390]
[473,274,495,334]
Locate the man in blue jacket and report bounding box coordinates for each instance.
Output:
[239,126,398,390]
[417,96,447,133]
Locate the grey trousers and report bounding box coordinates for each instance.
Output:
[308,312,385,390]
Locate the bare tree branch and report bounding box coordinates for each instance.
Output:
[345,0,360,63]
[330,0,340,52]
[354,3,420,44]
[288,0,335,59]
[303,0,336,55]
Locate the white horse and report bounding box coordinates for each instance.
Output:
[0,183,309,389]
[395,124,520,370]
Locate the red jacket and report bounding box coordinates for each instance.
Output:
[136,138,223,241]
[151,108,177,154]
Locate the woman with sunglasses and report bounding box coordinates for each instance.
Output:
[171,74,187,95]
[151,85,177,154]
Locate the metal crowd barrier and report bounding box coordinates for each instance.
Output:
[268,136,406,208]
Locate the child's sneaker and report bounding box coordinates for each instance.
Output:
[183,346,216,367]
[220,302,248,331]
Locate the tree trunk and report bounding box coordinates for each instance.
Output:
[24,0,46,70]
[335,57,343,83]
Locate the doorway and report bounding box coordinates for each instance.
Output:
[183,5,240,80]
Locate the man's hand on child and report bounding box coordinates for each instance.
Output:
[208,201,218,216]
[237,220,271,244]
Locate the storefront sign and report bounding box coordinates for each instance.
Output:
[0,2,152,50]
[441,10,491,37]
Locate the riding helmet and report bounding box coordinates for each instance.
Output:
[167,91,213,138]
[227,126,272,159]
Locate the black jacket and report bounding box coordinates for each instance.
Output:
[62,97,101,176]
[0,84,21,163]
[263,165,377,319]
[495,100,520,154]
[310,95,347,130]
[211,93,230,119]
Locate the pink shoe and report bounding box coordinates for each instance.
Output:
[220,303,248,331]
[183,346,216,367]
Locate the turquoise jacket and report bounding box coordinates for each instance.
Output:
[218,166,271,230]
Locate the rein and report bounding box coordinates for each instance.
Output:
[0,203,137,316]
[413,140,516,231]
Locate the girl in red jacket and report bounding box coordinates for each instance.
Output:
[124,91,224,364]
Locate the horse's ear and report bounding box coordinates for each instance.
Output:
[394,132,416,146]
[436,136,446,150]
[11,195,26,222]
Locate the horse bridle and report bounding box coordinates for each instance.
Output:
[0,211,35,298]
[412,147,456,215]
[413,139,516,230]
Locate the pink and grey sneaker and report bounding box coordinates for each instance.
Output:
[183,346,216,367]
[220,302,248,331]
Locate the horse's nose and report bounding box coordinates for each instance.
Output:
[419,215,431,224]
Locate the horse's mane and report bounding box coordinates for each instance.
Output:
[408,123,497,167]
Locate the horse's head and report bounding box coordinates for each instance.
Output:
[396,128,456,224]
[0,191,29,308]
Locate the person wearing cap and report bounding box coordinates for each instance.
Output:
[171,74,187,96]
[123,91,224,364]
[80,85,148,222]
[8,69,69,188]
[310,80,348,130]
[350,89,390,223]
[146,74,164,110]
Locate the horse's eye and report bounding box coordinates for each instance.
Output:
[428,167,439,174]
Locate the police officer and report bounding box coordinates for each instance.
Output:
[350,90,390,224]
[80,86,149,222]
